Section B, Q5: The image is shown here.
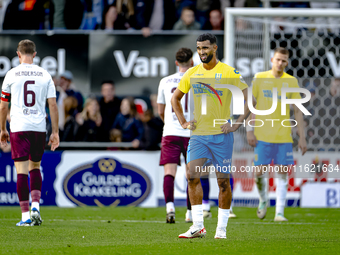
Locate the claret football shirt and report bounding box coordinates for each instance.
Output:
[1,63,56,132]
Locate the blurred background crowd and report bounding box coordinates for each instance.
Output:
[0,69,165,151]
[0,0,340,153]
[0,1,339,36]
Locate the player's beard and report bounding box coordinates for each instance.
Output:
[200,53,213,63]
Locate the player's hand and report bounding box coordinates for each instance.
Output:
[182,120,197,131]
[75,113,84,126]
[0,130,10,147]
[48,132,60,151]
[247,131,258,147]
[220,122,237,134]
[298,137,307,156]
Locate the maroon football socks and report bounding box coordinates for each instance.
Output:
[17,174,29,213]
[29,169,42,204]
[163,175,174,203]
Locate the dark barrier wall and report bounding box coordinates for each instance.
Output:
[0,32,224,96]
[0,34,89,92]
[89,33,224,95]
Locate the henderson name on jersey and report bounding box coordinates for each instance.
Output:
[1,63,56,133]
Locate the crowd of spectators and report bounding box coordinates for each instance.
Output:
[0,0,260,33]
[46,70,163,150]
[1,1,339,35]
[0,68,163,151]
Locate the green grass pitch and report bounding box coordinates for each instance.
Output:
[0,206,339,254]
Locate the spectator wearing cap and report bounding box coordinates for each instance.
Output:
[59,70,84,113]
[99,80,122,141]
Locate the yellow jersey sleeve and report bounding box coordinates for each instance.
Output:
[236,74,248,91]
[178,69,192,94]
[289,78,301,99]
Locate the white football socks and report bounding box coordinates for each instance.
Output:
[166,202,175,213]
[276,173,288,216]
[192,204,204,228]
[255,173,268,204]
[22,211,30,222]
[217,208,230,229]
[32,202,40,211]
[202,200,210,211]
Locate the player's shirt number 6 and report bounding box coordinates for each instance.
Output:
[24,80,36,107]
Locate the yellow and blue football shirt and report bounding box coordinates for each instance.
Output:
[178,62,248,136]
[252,70,301,143]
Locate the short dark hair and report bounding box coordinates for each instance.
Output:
[274,47,289,56]
[101,80,115,86]
[17,39,36,55]
[181,6,194,13]
[176,48,193,64]
[196,33,217,45]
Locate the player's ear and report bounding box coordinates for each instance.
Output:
[16,51,21,58]
[190,59,194,67]
[33,52,37,58]
[214,44,218,51]
[285,57,289,66]
[175,61,179,67]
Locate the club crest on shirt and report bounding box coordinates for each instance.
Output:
[23,109,30,115]
[215,73,222,81]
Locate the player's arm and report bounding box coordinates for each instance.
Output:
[171,88,196,130]
[221,87,256,134]
[158,103,165,122]
[0,100,10,146]
[246,113,258,147]
[294,105,307,155]
[47,97,60,151]
[246,76,258,146]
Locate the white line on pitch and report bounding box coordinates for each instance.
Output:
[0,219,325,224]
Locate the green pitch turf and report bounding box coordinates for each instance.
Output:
[0,207,339,254]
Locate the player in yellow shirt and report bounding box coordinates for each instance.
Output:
[247,47,307,222]
[171,33,254,239]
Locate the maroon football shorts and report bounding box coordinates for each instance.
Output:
[10,131,46,162]
[160,135,190,166]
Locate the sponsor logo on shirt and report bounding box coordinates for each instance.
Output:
[23,108,38,115]
[223,159,231,163]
